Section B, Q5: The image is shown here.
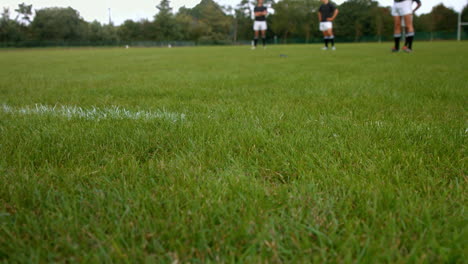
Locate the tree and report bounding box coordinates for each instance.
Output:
[430,4,458,32]
[334,0,379,41]
[86,20,118,43]
[1,7,11,21]
[174,11,209,41]
[462,3,468,22]
[87,21,104,42]
[233,0,254,41]
[31,7,87,42]
[140,19,157,40]
[462,3,468,34]
[118,20,143,41]
[415,13,433,33]
[14,2,32,25]
[154,0,177,41]
[269,0,316,43]
[370,6,393,42]
[417,3,458,40]
[188,0,232,43]
[100,24,119,43]
[0,8,24,42]
[270,0,300,42]
[10,3,33,41]
[299,0,322,43]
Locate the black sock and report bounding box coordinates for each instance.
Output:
[405,36,414,49]
[330,36,335,47]
[394,35,401,50]
[409,36,414,49]
[406,33,414,49]
[324,38,329,47]
[262,38,266,46]
[254,38,258,47]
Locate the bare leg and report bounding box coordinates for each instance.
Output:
[327,29,335,47]
[403,14,415,50]
[393,16,402,35]
[403,14,414,33]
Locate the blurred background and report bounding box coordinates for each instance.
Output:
[1,0,467,47]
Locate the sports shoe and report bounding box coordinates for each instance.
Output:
[331,46,336,51]
[322,47,328,50]
[251,46,256,50]
[391,48,399,53]
[402,46,412,53]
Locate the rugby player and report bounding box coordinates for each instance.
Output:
[318,0,339,50]
[392,0,421,52]
[252,0,268,49]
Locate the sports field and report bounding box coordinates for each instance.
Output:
[0,42,466,262]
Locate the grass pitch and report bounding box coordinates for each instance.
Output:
[0,42,466,263]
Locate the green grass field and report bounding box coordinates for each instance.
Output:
[0,42,466,263]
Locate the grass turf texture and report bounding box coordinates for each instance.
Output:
[0,42,466,263]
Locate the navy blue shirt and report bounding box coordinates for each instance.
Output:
[319,2,337,22]
[254,6,267,21]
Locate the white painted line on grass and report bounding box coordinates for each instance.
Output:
[1,104,186,122]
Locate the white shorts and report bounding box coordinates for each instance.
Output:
[319,22,333,31]
[392,0,412,17]
[253,21,267,31]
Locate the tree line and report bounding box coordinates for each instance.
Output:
[1,0,467,46]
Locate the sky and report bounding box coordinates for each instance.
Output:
[2,0,467,25]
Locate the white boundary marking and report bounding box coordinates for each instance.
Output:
[1,104,186,122]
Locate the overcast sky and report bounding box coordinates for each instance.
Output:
[2,0,467,25]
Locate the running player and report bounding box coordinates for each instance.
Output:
[252,0,268,49]
[318,0,339,50]
[392,0,421,52]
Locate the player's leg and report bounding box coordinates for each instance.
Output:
[319,23,328,49]
[261,30,266,47]
[393,15,402,52]
[403,14,415,51]
[261,22,267,47]
[328,28,335,50]
[323,30,329,50]
[253,29,259,49]
[404,25,409,47]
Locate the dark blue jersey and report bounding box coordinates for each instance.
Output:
[254,6,267,21]
[318,2,337,22]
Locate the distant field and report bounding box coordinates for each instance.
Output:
[0,42,466,263]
